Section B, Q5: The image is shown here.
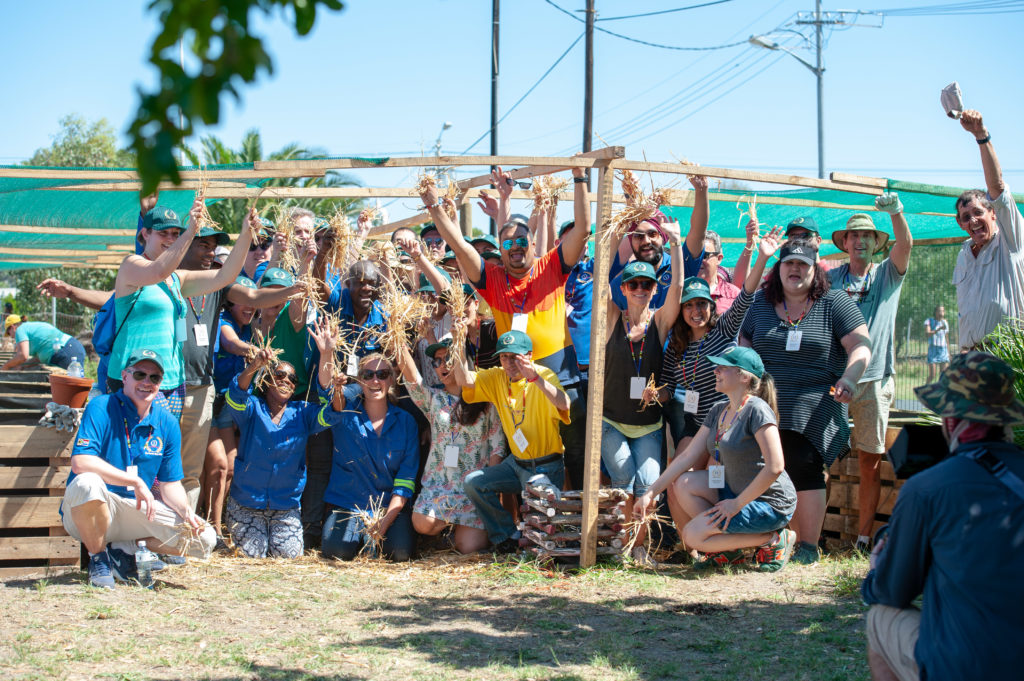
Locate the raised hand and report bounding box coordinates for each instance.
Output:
[960,109,987,139]
[311,316,337,355]
[758,225,783,260]
[571,152,586,179]
[395,236,421,260]
[36,278,73,299]
[688,174,708,192]
[419,181,439,208]
[515,355,538,382]
[745,216,760,247]
[661,219,682,245]
[875,192,904,216]
[477,189,498,219]
[493,166,513,200]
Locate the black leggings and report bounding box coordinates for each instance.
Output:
[779,429,826,491]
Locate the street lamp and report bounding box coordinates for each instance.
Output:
[433,121,453,157]
[749,33,825,179]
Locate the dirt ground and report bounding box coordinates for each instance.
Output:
[0,552,870,681]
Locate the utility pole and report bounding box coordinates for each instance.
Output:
[490,0,499,236]
[813,0,824,180]
[582,0,594,157]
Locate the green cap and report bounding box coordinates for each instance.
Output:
[259,267,294,288]
[418,222,438,236]
[143,206,182,232]
[313,217,330,233]
[481,250,501,260]
[707,346,764,379]
[425,335,454,359]
[257,216,276,232]
[914,351,1024,424]
[496,330,533,355]
[831,213,890,254]
[235,275,257,290]
[417,271,451,294]
[785,216,818,235]
[197,226,230,245]
[124,348,165,373]
[470,234,499,249]
[680,277,713,305]
[442,249,457,262]
[621,261,657,282]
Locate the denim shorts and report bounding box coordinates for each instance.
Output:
[211,393,234,429]
[716,484,791,535]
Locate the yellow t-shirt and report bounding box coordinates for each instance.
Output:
[463,365,570,460]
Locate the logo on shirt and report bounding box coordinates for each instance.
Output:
[659,272,671,285]
[577,271,592,284]
[76,438,90,447]
[144,436,163,454]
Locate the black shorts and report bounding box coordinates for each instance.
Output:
[779,429,826,491]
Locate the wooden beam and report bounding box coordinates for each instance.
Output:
[0,168,324,180]
[37,180,256,192]
[0,497,63,528]
[0,426,73,457]
[0,247,125,257]
[0,224,137,237]
[829,171,888,189]
[254,149,625,172]
[579,159,618,568]
[615,160,883,195]
[0,536,79,561]
[453,146,625,191]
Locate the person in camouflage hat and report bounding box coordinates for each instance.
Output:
[913,350,1024,425]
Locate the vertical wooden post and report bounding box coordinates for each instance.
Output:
[459,201,473,238]
[579,159,616,567]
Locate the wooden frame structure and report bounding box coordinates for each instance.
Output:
[0,152,957,566]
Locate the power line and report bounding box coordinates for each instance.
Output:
[461,31,586,155]
[871,1,1024,15]
[597,1,738,21]
[542,0,749,50]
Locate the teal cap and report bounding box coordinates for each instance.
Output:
[197,226,230,245]
[707,346,764,379]
[143,206,182,232]
[425,335,454,359]
[124,348,165,373]
[621,261,657,282]
[680,277,713,305]
[235,275,257,290]
[259,267,294,288]
[470,234,499,249]
[496,330,533,355]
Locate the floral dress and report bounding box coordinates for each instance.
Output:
[406,383,504,529]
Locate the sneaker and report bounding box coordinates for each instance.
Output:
[693,549,745,570]
[791,541,821,565]
[214,535,230,552]
[631,545,659,569]
[753,529,796,572]
[159,554,187,566]
[88,552,115,589]
[107,546,168,582]
[853,538,871,555]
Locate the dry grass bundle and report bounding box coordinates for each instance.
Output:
[324,208,359,273]
[637,374,668,412]
[621,507,672,560]
[736,194,758,232]
[292,272,325,319]
[347,495,388,559]
[246,328,284,392]
[441,285,469,369]
[417,170,460,220]
[376,270,435,362]
[193,166,220,231]
[359,205,381,224]
[599,169,670,247]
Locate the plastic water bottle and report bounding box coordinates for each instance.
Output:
[135,541,156,588]
[67,357,84,378]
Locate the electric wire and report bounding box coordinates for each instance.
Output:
[596,0,739,21]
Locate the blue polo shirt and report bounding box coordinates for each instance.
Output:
[323,396,419,511]
[213,312,251,393]
[66,391,183,500]
[565,258,594,366]
[609,247,703,310]
[225,377,342,510]
[325,286,388,356]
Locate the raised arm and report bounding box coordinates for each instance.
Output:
[36,279,110,311]
[310,315,338,391]
[398,236,449,295]
[395,339,424,387]
[178,206,255,297]
[516,357,569,413]
[684,174,709,260]
[654,220,684,336]
[875,192,912,275]
[218,321,255,357]
[744,226,782,294]
[418,183,484,284]
[732,216,759,286]
[532,204,549,257]
[493,166,513,230]
[960,109,1004,200]
[114,196,202,296]
[237,347,274,393]
[559,164,593,267]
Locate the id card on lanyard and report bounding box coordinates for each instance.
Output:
[680,337,705,414]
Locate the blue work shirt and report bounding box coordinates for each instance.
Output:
[565,258,594,366]
[323,395,419,511]
[609,246,703,311]
[325,286,387,357]
[225,377,342,510]
[66,391,183,501]
[213,312,251,394]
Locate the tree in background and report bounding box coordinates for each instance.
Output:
[183,129,363,232]
[11,268,115,336]
[27,114,133,168]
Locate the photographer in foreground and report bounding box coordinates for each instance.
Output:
[861,351,1024,681]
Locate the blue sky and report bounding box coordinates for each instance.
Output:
[2,1,1022,225]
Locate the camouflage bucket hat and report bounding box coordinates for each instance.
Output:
[913,350,1024,424]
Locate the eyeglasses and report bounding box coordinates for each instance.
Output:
[504,178,532,189]
[501,237,530,251]
[423,237,445,248]
[273,370,297,384]
[705,251,721,258]
[130,370,163,385]
[359,369,393,381]
[625,279,656,291]
[430,356,448,368]
[249,239,273,252]
[630,229,661,241]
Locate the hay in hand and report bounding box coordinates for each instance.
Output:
[324,208,359,273]
[736,194,758,233]
[193,166,220,232]
[246,329,284,392]
[441,285,469,370]
[599,169,669,247]
[637,374,667,412]
[376,270,435,363]
[346,495,388,559]
[418,170,460,220]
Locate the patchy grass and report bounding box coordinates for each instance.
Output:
[0,552,871,681]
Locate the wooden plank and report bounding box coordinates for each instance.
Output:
[0,246,127,258]
[615,160,883,195]
[0,224,137,237]
[0,168,324,180]
[255,149,625,172]
[0,497,63,528]
[826,481,900,516]
[0,426,73,459]
[452,146,625,191]
[0,466,70,489]
[0,565,79,580]
[829,172,888,189]
[580,160,618,568]
[0,536,78,560]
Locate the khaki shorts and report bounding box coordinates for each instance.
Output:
[60,472,215,558]
[849,376,895,454]
[866,605,920,681]
[180,383,216,510]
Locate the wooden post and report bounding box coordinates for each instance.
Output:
[579,159,617,567]
[459,201,473,238]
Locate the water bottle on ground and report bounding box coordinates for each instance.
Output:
[135,540,156,588]
[67,356,84,378]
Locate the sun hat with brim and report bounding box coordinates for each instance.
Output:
[707,346,765,379]
[235,275,257,289]
[779,243,817,267]
[124,348,165,373]
[425,335,454,359]
[496,330,532,355]
[831,213,890,254]
[259,267,294,288]
[914,350,1024,424]
[680,277,713,305]
[785,216,818,235]
[470,234,498,249]
[197,226,231,245]
[143,206,183,232]
[621,261,657,283]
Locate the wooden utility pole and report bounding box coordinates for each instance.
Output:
[582,0,595,184]
[489,0,500,236]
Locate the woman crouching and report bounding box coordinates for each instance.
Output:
[635,347,797,572]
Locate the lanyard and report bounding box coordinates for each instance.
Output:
[187,293,207,319]
[507,378,527,431]
[679,336,706,388]
[712,395,749,462]
[842,265,873,306]
[625,319,648,376]
[505,268,533,315]
[782,298,809,328]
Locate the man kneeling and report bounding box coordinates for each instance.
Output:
[61,349,215,588]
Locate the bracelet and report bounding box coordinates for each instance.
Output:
[422,202,437,211]
[527,375,540,383]
[977,134,991,145]
[573,177,588,184]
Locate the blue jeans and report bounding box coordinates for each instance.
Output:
[559,384,587,489]
[50,338,86,370]
[320,504,415,562]
[600,421,662,496]
[716,484,792,535]
[463,456,565,544]
[301,429,334,548]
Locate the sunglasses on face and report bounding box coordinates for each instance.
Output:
[272,370,297,385]
[705,251,721,258]
[430,356,448,368]
[360,369,393,381]
[504,178,532,189]
[630,229,661,241]
[249,239,273,252]
[131,370,163,385]
[625,279,656,291]
[423,237,445,248]
[501,237,530,251]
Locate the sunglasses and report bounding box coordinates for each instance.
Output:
[249,239,273,252]
[423,237,445,248]
[625,279,656,291]
[705,250,721,258]
[501,237,530,251]
[630,229,661,241]
[504,178,532,189]
[359,369,393,381]
[273,370,297,384]
[430,355,448,368]
[130,370,163,385]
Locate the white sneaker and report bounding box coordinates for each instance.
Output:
[631,545,659,568]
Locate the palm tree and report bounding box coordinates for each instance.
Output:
[182,129,363,233]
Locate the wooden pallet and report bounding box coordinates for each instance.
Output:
[0,424,79,580]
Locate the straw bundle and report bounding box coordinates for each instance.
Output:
[637,374,668,412]
[245,329,284,392]
[324,208,359,273]
[417,170,460,220]
[193,166,220,231]
[599,169,668,246]
[441,286,469,370]
[376,269,435,362]
[347,495,388,559]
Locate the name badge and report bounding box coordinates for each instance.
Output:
[126,465,138,478]
[512,428,529,453]
[193,323,210,347]
[708,464,725,489]
[346,353,359,377]
[786,329,803,351]
[174,317,187,343]
[684,389,699,414]
[306,304,318,326]
[443,445,460,468]
[629,376,647,400]
[511,313,529,333]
